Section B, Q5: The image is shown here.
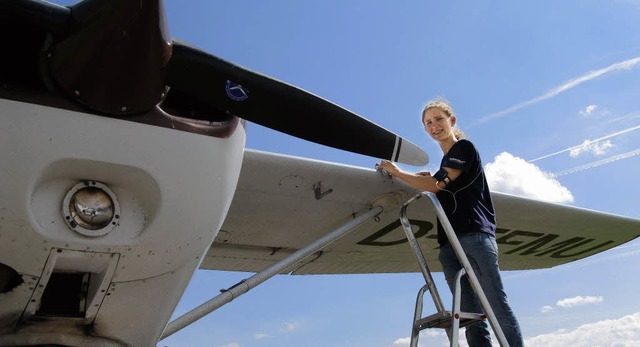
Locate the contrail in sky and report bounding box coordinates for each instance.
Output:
[476,56,640,124]
[529,124,640,162]
[552,148,640,177]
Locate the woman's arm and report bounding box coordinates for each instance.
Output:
[377,160,461,193]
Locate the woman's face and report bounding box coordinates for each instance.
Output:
[423,107,456,142]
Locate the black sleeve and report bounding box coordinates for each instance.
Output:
[442,140,475,173]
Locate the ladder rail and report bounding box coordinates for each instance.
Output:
[400,202,447,313]
[401,192,510,347]
[450,267,466,347]
[410,285,429,347]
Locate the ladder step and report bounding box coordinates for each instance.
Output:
[415,311,486,330]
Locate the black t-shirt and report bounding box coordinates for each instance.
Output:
[435,139,496,245]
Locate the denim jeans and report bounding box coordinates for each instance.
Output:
[438,232,524,347]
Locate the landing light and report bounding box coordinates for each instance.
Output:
[62,181,120,237]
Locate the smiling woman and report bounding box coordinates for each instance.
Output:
[378,99,525,347]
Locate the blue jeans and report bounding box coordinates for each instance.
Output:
[438,232,524,347]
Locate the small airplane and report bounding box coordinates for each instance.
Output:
[1,0,639,346]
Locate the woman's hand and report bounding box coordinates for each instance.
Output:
[376,160,400,177]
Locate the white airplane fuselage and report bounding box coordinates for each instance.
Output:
[0,99,245,346]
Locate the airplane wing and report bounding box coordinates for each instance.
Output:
[201,149,640,273]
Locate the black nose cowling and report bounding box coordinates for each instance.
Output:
[48,0,171,115]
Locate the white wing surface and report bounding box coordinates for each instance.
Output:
[201,149,640,274]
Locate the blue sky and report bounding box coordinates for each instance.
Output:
[53,1,640,346]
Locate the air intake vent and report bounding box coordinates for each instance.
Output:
[37,272,88,317]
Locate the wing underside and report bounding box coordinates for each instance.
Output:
[201,149,640,274]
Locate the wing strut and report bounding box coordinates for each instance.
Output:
[160,205,384,340]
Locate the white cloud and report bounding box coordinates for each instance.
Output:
[569,139,613,157]
[424,330,446,337]
[282,321,301,332]
[579,104,598,116]
[557,295,603,308]
[540,295,603,314]
[525,312,640,347]
[484,152,574,203]
[578,105,598,117]
[254,333,272,340]
[219,344,240,347]
[392,336,429,347]
[392,337,410,345]
[541,305,555,313]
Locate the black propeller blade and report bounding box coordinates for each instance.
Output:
[165,41,428,165]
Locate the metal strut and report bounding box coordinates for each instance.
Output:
[400,192,509,347]
[161,205,384,340]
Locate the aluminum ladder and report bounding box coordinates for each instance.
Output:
[399,192,509,347]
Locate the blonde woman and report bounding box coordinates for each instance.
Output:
[377,99,523,347]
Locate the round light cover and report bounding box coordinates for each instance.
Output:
[62,181,120,237]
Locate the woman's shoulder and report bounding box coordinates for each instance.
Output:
[452,139,477,152]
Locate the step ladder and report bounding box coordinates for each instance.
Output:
[399,192,509,347]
